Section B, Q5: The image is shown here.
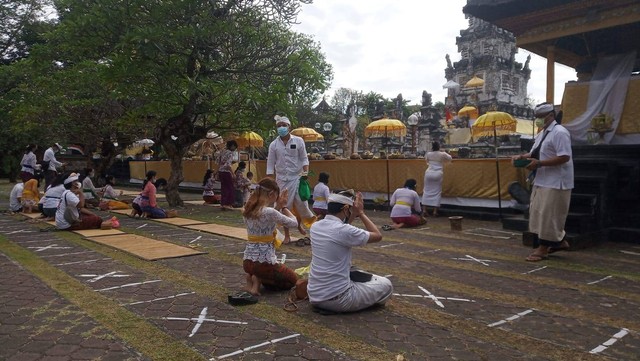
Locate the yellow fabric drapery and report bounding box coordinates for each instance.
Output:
[131,158,527,201]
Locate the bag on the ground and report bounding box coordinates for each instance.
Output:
[298,177,311,201]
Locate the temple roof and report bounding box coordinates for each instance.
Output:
[463,0,640,69]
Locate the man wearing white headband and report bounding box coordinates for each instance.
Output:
[266,114,316,244]
[512,102,574,261]
[307,191,393,313]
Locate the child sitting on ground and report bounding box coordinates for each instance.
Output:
[202,169,218,204]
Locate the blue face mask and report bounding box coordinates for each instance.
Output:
[277,126,289,137]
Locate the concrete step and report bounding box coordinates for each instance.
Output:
[607,227,640,244]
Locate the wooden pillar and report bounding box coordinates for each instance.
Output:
[546,46,555,104]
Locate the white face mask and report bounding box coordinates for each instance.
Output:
[535,117,546,128]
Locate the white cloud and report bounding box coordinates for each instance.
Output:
[294,0,575,106]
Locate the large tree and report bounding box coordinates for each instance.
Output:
[18,0,332,205]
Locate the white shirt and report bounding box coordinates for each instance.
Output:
[9,183,24,211]
[43,185,65,209]
[43,147,63,171]
[82,177,99,199]
[266,135,309,182]
[425,151,452,173]
[312,182,330,210]
[20,152,37,174]
[532,121,574,190]
[308,215,370,302]
[55,190,79,229]
[390,187,422,217]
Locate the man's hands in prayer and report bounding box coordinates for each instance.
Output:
[352,192,364,217]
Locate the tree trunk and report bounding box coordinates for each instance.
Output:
[164,146,185,207]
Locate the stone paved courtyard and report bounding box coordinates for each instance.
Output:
[1,183,639,360]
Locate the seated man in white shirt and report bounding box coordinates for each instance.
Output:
[308,191,393,313]
[9,182,24,213]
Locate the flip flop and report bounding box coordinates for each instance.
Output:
[548,241,570,254]
[295,238,306,247]
[303,237,311,245]
[525,253,549,262]
[381,225,393,231]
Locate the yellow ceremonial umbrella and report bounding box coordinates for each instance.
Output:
[290,127,324,142]
[471,111,517,139]
[364,118,407,201]
[235,131,264,172]
[465,75,485,88]
[458,105,478,119]
[472,111,517,219]
[235,131,264,148]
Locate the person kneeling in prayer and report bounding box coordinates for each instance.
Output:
[308,191,393,313]
[383,179,426,231]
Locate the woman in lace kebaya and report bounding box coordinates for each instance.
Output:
[242,177,299,296]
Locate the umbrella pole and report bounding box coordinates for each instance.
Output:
[385,127,390,202]
[494,124,502,219]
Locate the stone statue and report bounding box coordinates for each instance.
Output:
[446,54,453,69]
[524,54,531,70]
[421,91,432,107]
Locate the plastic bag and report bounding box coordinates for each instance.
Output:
[298,177,311,201]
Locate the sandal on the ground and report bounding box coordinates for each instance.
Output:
[525,253,549,262]
[381,225,393,231]
[295,238,306,247]
[548,241,570,254]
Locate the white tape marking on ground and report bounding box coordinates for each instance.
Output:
[28,244,72,252]
[452,257,497,263]
[20,239,58,244]
[620,250,640,256]
[189,236,202,244]
[6,229,34,234]
[212,333,300,360]
[418,286,445,308]
[522,266,547,274]
[122,292,195,306]
[41,251,95,258]
[488,309,535,327]
[421,249,441,254]
[587,275,612,285]
[379,243,404,248]
[210,243,237,248]
[55,258,110,266]
[463,231,511,239]
[79,271,130,283]
[189,307,208,337]
[136,223,148,229]
[464,254,490,266]
[589,328,629,354]
[96,279,161,292]
[393,293,475,302]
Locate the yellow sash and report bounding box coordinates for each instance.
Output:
[314,197,326,201]
[396,201,411,206]
[247,230,282,249]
